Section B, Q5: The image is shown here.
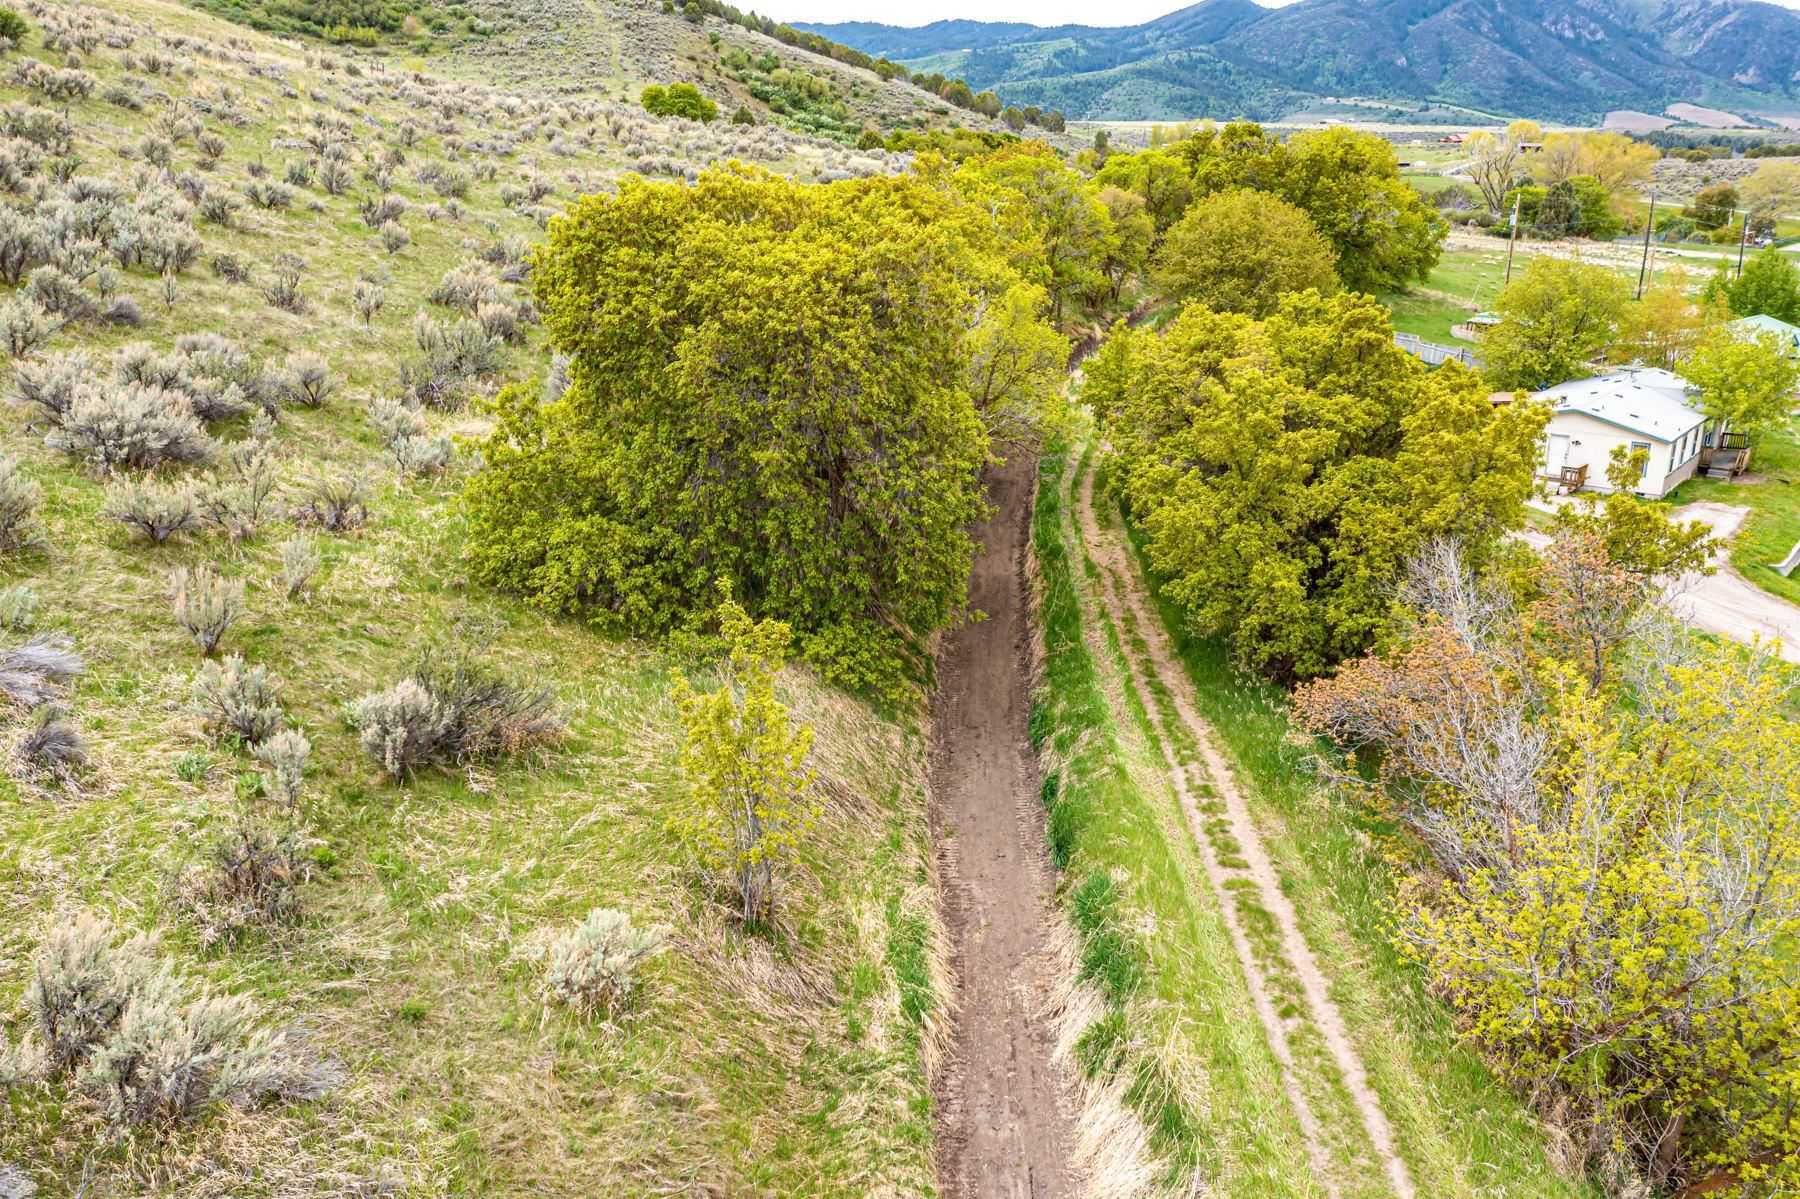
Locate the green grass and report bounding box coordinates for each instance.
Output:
[1039,434,1597,1198]
[1031,443,1321,1196]
[1379,290,1476,344]
[0,2,944,1194]
[1106,511,1599,1199]
[1666,415,1800,606]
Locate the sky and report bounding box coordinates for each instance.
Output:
[772,0,1800,26]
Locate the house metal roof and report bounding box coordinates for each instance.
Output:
[1537,368,1707,442]
[1729,314,1800,352]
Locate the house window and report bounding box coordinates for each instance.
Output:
[1632,441,1652,489]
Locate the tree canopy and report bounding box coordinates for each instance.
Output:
[1151,188,1339,317]
[1298,540,1800,1197]
[1481,256,1631,391]
[462,165,1059,697]
[1683,325,1800,439]
[1086,291,1546,681]
[1092,121,1445,292]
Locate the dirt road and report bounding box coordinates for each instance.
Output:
[1518,499,1800,662]
[930,455,1079,1199]
[1072,458,1416,1199]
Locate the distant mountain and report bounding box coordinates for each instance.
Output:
[796,0,1800,123]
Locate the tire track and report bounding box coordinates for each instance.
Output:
[1069,450,1416,1199]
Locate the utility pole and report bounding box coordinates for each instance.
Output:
[1636,192,1656,300]
[1504,193,1521,285]
[1737,207,1751,277]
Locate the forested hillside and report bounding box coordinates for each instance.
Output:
[801,0,1800,122]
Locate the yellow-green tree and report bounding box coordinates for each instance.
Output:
[670,592,817,927]
[1684,325,1800,440]
[1298,543,1800,1196]
[1151,187,1339,317]
[1611,267,1722,369]
[462,164,1050,698]
[1482,256,1631,390]
[1087,291,1545,680]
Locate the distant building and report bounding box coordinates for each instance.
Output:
[1535,368,1721,498]
[1438,132,1466,144]
[1728,313,1800,357]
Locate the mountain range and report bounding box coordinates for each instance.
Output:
[797,0,1800,124]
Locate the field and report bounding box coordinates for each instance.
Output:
[0,0,962,1193]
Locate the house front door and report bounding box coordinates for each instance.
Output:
[1546,433,1570,476]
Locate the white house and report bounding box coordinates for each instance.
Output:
[1535,368,1718,500]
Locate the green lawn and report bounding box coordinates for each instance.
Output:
[1666,415,1800,606]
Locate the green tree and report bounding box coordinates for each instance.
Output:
[959,144,1113,326]
[1481,256,1631,391]
[1683,325,1800,440]
[1684,182,1738,230]
[1550,446,1715,578]
[1725,246,1800,323]
[963,282,1069,444]
[1569,175,1622,240]
[1094,147,1193,232]
[1298,546,1800,1197]
[1150,188,1339,317]
[1087,291,1546,680]
[1267,127,1445,292]
[1095,186,1153,301]
[670,589,817,926]
[462,166,1004,697]
[641,82,717,122]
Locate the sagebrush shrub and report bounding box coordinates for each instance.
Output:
[400,312,503,409]
[291,471,368,533]
[23,913,156,1074]
[280,350,335,408]
[253,727,309,807]
[261,253,306,313]
[172,822,312,945]
[74,965,335,1129]
[190,654,283,743]
[0,583,36,630]
[11,701,88,789]
[278,533,321,597]
[350,639,560,780]
[103,475,200,544]
[199,438,280,541]
[544,908,663,1017]
[0,452,42,554]
[348,677,451,781]
[378,219,409,255]
[351,276,385,326]
[12,345,94,419]
[0,632,80,709]
[0,292,57,357]
[170,563,243,655]
[47,382,210,472]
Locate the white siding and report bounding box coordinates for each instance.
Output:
[1540,411,1704,499]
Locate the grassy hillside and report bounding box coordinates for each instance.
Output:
[0,1,949,1193]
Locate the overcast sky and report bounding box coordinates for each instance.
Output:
[772,0,1800,26]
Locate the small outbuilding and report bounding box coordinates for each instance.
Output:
[1535,367,1723,498]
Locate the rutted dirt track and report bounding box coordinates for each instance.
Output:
[930,455,1080,1199]
[1070,452,1416,1199]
